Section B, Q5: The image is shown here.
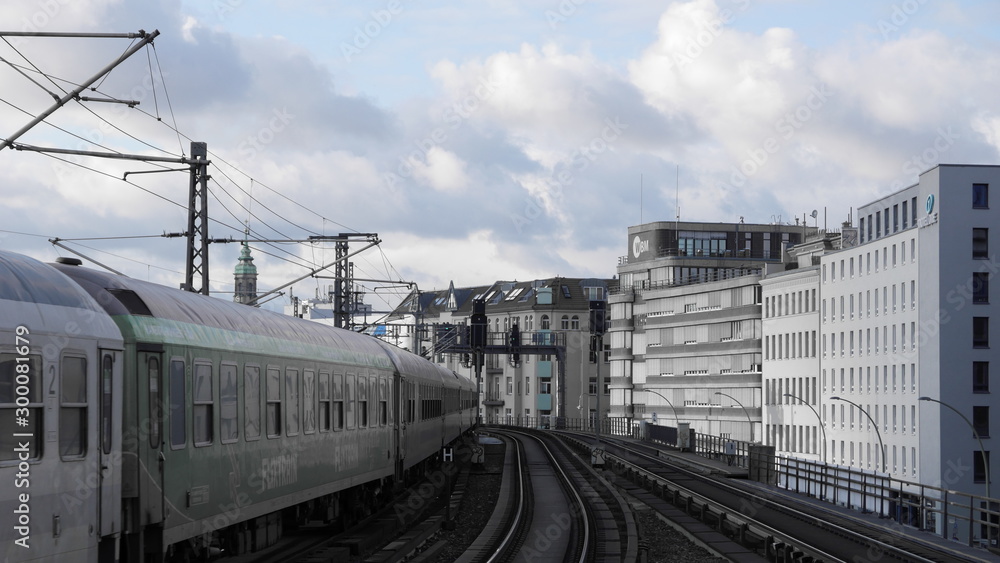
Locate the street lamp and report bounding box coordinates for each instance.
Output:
[830,396,885,474]
[715,391,754,443]
[784,393,826,463]
[643,388,680,427]
[919,397,990,502]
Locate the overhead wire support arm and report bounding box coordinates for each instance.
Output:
[12,143,206,165]
[0,31,152,38]
[246,239,382,306]
[49,239,125,275]
[0,29,160,152]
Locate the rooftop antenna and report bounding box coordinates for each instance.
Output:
[675,164,680,231]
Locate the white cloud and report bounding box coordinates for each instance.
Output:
[408,147,470,193]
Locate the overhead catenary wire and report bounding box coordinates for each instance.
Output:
[0,34,409,307]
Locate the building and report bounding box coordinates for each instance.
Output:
[610,220,816,441]
[233,242,258,305]
[823,165,997,491]
[758,164,1000,544]
[761,231,840,462]
[386,278,613,425]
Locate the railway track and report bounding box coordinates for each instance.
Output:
[462,430,636,563]
[578,433,996,562]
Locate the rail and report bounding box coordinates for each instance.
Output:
[485,416,1000,549]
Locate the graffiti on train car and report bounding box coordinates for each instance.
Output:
[255,451,299,493]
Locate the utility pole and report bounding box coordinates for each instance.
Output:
[184,142,211,294]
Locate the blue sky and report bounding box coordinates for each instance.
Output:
[3,0,1000,315]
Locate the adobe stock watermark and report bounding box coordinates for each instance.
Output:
[658,0,750,71]
[10,0,75,48]
[213,0,247,20]
[235,107,296,165]
[544,0,588,29]
[510,117,628,233]
[383,73,502,189]
[721,84,832,190]
[340,0,409,63]
[876,0,930,42]
[885,127,959,192]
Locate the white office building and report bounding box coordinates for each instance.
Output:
[765,164,999,504]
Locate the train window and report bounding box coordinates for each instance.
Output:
[303,370,316,434]
[358,376,368,428]
[318,372,330,432]
[379,379,388,426]
[220,364,238,444]
[169,360,186,448]
[101,354,113,455]
[193,363,214,446]
[285,368,300,436]
[0,354,42,460]
[346,374,356,430]
[386,379,393,425]
[407,382,415,423]
[60,356,87,458]
[266,367,281,438]
[148,356,161,449]
[244,366,261,441]
[333,373,344,431]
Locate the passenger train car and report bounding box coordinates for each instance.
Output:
[0,250,475,562]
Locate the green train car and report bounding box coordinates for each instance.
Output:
[50,259,475,562]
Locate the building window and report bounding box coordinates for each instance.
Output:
[974,317,990,348]
[560,315,569,330]
[974,406,990,438]
[974,451,991,484]
[974,183,989,209]
[902,200,908,229]
[974,272,990,304]
[974,362,990,393]
[974,228,989,259]
[541,315,550,330]
[571,315,580,330]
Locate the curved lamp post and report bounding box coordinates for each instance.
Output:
[643,388,680,427]
[830,396,885,474]
[784,393,826,463]
[919,397,990,502]
[715,391,754,443]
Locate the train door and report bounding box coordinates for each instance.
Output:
[395,376,405,480]
[137,346,165,526]
[98,348,123,538]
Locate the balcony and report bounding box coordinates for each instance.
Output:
[483,393,505,407]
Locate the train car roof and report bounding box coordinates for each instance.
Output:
[0,251,105,310]
[0,251,121,338]
[53,261,396,369]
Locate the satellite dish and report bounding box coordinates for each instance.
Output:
[810,210,818,218]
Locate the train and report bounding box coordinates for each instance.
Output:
[0,250,476,562]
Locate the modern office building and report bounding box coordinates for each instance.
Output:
[761,232,839,463]
[822,165,997,494]
[609,221,817,441]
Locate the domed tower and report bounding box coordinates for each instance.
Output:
[233,242,258,305]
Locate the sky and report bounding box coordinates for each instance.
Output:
[2,0,1000,318]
